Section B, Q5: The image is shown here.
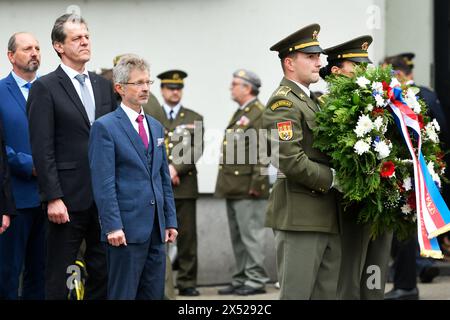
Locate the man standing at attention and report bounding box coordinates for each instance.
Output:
[27,14,117,299]
[88,55,178,300]
[262,24,342,299]
[0,32,45,300]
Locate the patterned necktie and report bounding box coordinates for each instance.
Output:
[74,74,96,125]
[136,114,149,150]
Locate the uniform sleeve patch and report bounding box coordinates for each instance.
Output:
[277,121,293,141]
[270,100,293,111]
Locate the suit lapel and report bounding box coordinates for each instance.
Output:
[56,66,91,127]
[146,115,159,176]
[116,107,150,176]
[89,72,104,119]
[5,74,26,113]
[282,78,319,113]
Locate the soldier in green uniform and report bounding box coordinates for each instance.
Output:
[145,70,203,297]
[215,69,270,296]
[319,36,393,300]
[262,24,342,300]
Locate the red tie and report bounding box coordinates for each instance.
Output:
[136,115,149,150]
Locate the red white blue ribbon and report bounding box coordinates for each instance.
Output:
[387,84,450,258]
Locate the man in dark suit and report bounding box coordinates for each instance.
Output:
[88,54,178,300]
[0,121,15,234]
[0,32,45,300]
[27,14,116,300]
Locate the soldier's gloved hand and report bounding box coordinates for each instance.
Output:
[331,168,343,193]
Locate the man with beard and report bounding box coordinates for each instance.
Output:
[0,32,45,299]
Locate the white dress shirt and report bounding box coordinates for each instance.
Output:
[120,103,150,144]
[60,63,96,107]
[163,103,181,120]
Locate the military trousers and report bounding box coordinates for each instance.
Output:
[274,230,341,300]
[226,199,270,289]
[175,199,198,289]
[337,214,393,300]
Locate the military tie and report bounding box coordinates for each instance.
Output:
[136,114,149,150]
[169,110,174,122]
[74,74,96,125]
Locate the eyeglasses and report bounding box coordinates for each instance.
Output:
[121,80,154,87]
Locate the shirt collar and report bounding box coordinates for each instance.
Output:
[163,103,182,118]
[121,102,144,120]
[60,62,89,80]
[11,71,37,88]
[291,80,310,97]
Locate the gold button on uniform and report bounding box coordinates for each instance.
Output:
[234,171,239,176]
[168,143,173,148]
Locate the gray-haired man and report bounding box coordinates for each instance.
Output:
[215,69,270,295]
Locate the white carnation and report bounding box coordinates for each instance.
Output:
[374,117,384,131]
[354,114,374,137]
[401,204,412,215]
[365,104,374,112]
[425,123,439,143]
[403,177,412,191]
[375,94,385,107]
[354,140,371,155]
[433,119,441,132]
[405,88,421,114]
[371,81,384,94]
[373,140,392,160]
[356,76,371,88]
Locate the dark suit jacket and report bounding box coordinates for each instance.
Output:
[0,120,15,217]
[88,107,177,243]
[0,73,40,209]
[27,65,116,212]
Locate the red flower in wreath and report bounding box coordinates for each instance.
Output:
[407,193,416,210]
[372,107,385,117]
[380,161,396,178]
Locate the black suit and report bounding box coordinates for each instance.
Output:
[27,65,116,299]
[0,120,15,219]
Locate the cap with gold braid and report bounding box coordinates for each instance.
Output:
[157,70,188,89]
[324,35,373,63]
[270,23,324,59]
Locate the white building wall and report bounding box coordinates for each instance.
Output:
[0,0,385,193]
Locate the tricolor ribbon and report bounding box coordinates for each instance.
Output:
[386,83,450,258]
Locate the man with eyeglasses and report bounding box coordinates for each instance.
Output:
[145,70,204,297]
[27,14,116,299]
[88,54,178,300]
[215,69,270,296]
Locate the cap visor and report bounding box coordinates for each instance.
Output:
[299,45,325,54]
[164,83,184,89]
[348,57,372,64]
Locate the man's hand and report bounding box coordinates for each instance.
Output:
[169,165,180,186]
[249,189,261,197]
[165,228,178,243]
[107,230,127,247]
[0,215,10,234]
[47,198,70,224]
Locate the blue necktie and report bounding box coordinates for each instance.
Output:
[23,82,32,90]
[74,74,96,125]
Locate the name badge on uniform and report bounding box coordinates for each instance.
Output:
[157,138,164,146]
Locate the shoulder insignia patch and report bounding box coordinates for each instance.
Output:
[270,100,293,111]
[275,86,291,97]
[277,121,293,141]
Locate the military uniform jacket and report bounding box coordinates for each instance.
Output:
[262,77,339,234]
[215,98,270,199]
[145,105,203,199]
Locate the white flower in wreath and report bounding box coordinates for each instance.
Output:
[374,94,385,107]
[427,161,442,188]
[371,81,384,94]
[432,119,441,132]
[365,103,374,112]
[390,77,401,88]
[425,122,439,143]
[373,140,392,160]
[401,203,412,215]
[354,114,374,137]
[405,88,421,114]
[403,177,412,191]
[356,76,371,88]
[373,117,384,131]
[354,139,371,155]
